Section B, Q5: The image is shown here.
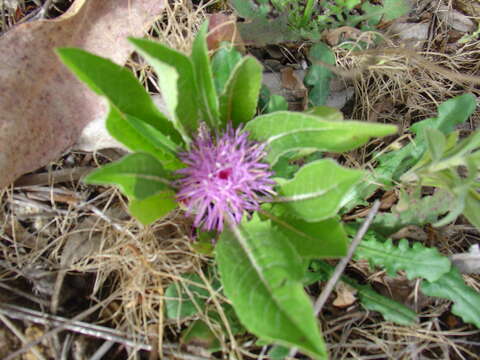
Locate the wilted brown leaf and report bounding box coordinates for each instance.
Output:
[0,0,166,188]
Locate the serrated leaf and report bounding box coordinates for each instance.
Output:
[371,190,455,236]
[355,236,451,282]
[165,273,210,320]
[245,112,397,165]
[219,56,263,127]
[216,216,327,359]
[105,106,183,170]
[129,38,199,136]
[128,190,177,225]
[312,261,417,325]
[421,267,480,328]
[304,42,335,106]
[273,216,348,258]
[56,48,182,144]
[192,22,220,128]
[211,43,243,94]
[84,153,172,200]
[277,159,364,222]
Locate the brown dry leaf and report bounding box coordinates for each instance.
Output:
[332,282,357,308]
[323,26,363,46]
[0,0,166,188]
[207,13,244,52]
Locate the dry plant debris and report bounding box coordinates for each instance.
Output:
[1,0,480,359]
[0,0,167,188]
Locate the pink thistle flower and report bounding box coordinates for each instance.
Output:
[175,124,275,232]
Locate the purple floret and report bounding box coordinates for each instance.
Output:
[175,124,275,232]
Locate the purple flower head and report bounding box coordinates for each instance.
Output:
[175,124,275,232]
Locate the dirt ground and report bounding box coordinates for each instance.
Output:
[1,0,480,359]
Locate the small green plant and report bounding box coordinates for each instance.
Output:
[230,0,411,40]
[57,22,480,358]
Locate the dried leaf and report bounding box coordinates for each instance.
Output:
[207,13,244,51]
[450,244,480,274]
[0,0,166,188]
[332,282,357,308]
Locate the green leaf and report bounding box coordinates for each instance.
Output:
[211,43,243,94]
[165,273,209,320]
[355,235,451,282]
[219,56,263,127]
[312,261,417,325]
[216,216,327,359]
[84,153,172,200]
[56,48,182,144]
[268,345,290,360]
[266,94,289,113]
[304,42,335,106]
[382,0,410,21]
[128,190,177,225]
[129,38,199,137]
[273,216,348,258]
[245,112,397,165]
[464,190,480,231]
[105,107,183,170]
[181,320,220,352]
[305,106,344,121]
[191,22,220,128]
[230,0,262,18]
[371,190,455,236]
[424,127,446,163]
[277,159,364,222]
[412,94,476,137]
[421,267,480,328]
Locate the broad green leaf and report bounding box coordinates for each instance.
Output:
[128,190,177,225]
[273,216,348,258]
[355,236,451,282]
[191,22,220,128]
[219,56,263,127]
[211,43,243,94]
[216,216,327,359]
[56,48,181,144]
[382,0,410,21]
[371,190,455,236]
[165,273,209,320]
[421,267,480,328]
[277,159,363,222]
[105,106,183,170]
[411,94,476,137]
[129,38,199,136]
[312,261,417,325]
[84,153,172,200]
[304,42,335,106]
[245,112,397,165]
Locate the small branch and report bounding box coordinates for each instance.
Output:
[288,200,381,359]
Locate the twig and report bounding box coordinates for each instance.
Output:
[0,303,210,360]
[288,200,381,359]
